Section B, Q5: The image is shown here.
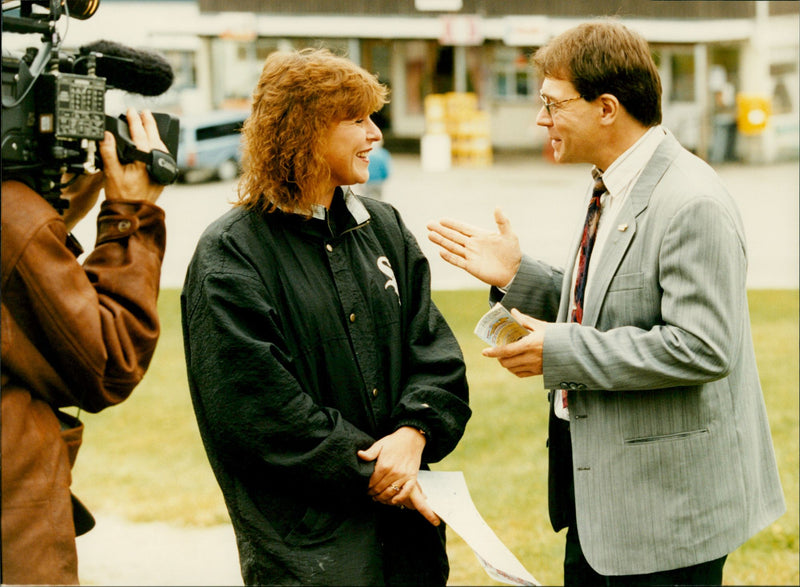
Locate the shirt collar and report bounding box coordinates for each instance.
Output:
[594,125,666,199]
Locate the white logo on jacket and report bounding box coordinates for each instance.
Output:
[377,256,400,303]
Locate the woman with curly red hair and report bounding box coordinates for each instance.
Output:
[181,48,471,585]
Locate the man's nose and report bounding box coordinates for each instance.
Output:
[535,105,552,127]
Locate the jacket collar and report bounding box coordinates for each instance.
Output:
[310,186,371,225]
[284,186,371,239]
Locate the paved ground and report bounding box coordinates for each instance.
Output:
[77,515,243,586]
[75,150,800,293]
[73,151,798,586]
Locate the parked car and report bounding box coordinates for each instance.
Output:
[177,109,249,183]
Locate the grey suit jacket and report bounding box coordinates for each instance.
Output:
[498,132,785,575]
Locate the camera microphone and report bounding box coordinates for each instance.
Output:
[76,39,174,96]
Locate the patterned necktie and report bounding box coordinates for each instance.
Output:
[558,171,606,416]
[571,170,606,324]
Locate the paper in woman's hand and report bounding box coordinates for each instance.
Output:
[417,470,540,586]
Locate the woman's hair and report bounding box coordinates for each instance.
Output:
[237,48,389,213]
[533,20,662,127]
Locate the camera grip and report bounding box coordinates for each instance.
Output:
[101,113,180,185]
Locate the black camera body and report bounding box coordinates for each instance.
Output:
[2,0,179,209]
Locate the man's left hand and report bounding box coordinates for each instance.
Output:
[482,308,548,377]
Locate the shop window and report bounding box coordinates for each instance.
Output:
[404,41,433,116]
[492,45,537,101]
[771,63,797,115]
[772,78,794,115]
[670,53,695,102]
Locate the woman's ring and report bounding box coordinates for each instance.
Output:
[391,484,401,492]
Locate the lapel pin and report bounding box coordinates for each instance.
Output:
[617,224,628,232]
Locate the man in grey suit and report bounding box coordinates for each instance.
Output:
[427,20,785,586]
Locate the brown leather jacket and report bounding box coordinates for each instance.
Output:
[1,181,166,584]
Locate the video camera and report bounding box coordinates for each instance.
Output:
[2,0,180,210]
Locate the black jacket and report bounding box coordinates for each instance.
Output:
[181,189,470,585]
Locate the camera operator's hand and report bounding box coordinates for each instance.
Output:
[99,108,168,204]
[60,171,105,232]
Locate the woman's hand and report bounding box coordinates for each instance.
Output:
[357,426,440,526]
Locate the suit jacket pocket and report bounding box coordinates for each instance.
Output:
[623,428,709,444]
[607,271,644,292]
[601,272,654,328]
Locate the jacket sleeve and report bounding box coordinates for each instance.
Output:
[383,208,472,464]
[181,261,377,504]
[542,192,747,391]
[491,253,564,322]
[0,181,165,412]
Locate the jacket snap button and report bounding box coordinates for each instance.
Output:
[117,220,131,232]
[326,244,333,252]
[349,313,356,322]
[372,388,379,397]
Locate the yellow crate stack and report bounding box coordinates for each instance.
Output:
[425,92,493,168]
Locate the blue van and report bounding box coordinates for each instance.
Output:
[177,110,250,183]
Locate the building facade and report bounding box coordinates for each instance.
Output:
[13,0,798,162]
[200,0,800,162]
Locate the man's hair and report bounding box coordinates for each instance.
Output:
[533,20,662,127]
[237,48,389,213]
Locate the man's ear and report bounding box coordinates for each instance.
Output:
[598,93,621,126]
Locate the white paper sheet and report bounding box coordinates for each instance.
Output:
[417,470,540,586]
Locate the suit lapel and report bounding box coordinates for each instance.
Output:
[580,132,682,326]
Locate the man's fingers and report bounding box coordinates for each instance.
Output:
[436,217,480,237]
[99,131,122,175]
[510,308,537,331]
[494,207,513,236]
[482,338,527,358]
[432,222,470,246]
[125,108,148,149]
[428,232,466,261]
[140,110,168,152]
[126,109,167,154]
[437,249,468,270]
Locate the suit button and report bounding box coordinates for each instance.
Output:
[349,313,356,323]
[326,244,333,252]
[372,388,379,397]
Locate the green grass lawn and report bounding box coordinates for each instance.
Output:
[71,288,799,585]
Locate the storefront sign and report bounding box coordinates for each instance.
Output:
[503,16,549,46]
[416,0,463,10]
[440,15,483,46]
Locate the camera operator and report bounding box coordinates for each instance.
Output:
[1,107,170,585]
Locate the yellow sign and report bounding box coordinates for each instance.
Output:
[736,93,771,135]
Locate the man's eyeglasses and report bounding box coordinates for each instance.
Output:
[540,94,583,116]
